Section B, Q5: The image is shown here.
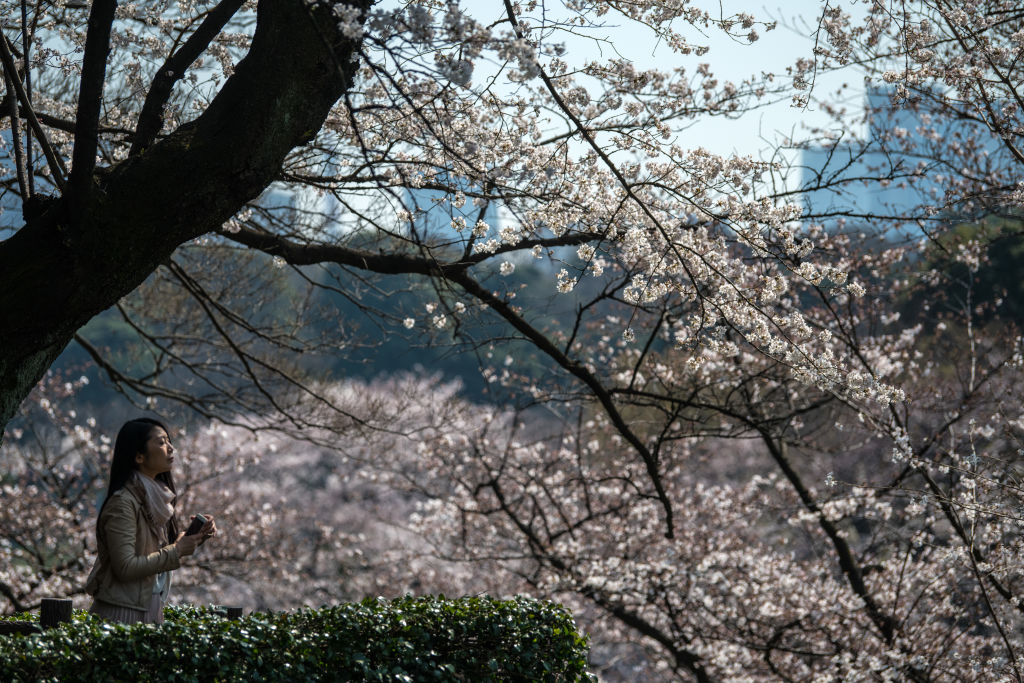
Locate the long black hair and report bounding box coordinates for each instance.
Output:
[97,418,180,542]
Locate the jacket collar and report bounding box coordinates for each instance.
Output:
[123,477,165,539]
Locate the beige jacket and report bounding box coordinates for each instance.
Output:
[85,481,180,611]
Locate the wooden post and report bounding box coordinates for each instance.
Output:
[40,598,73,628]
[209,604,242,619]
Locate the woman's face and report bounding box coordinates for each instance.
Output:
[135,427,175,479]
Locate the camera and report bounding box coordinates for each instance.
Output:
[185,514,207,536]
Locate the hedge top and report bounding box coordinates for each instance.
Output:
[0,595,594,682]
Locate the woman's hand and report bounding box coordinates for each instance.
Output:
[198,515,217,545]
[175,514,217,557]
[174,531,201,557]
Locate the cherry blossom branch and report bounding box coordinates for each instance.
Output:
[2,57,28,198]
[936,0,1024,166]
[875,352,1024,623]
[72,331,224,421]
[913,464,1024,617]
[450,270,676,537]
[486,478,712,682]
[963,537,1023,682]
[0,31,65,189]
[758,432,898,645]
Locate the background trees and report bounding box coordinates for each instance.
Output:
[3,0,1024,680]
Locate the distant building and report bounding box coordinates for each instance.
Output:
[800,87,1002,227]
[405,175,504,242]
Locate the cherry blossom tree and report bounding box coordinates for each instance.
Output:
[0,0,367,430]
[0,0,866,441]
[346,221,1023,679]
[427,384,1024,680]
[3,1,1024,680]
[0,372,100,612]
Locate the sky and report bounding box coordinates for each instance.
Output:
[575,0,865,157]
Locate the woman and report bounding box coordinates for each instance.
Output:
[85,418,216,624]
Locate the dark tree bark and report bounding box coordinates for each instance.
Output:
[0,0,367,434]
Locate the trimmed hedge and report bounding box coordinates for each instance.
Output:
[0,595,593,681]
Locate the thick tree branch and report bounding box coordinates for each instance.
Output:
[68,0,116,204]
[222,223,597,270]
[130,0,246,155]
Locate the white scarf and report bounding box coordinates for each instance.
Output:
[133,471,175,544]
